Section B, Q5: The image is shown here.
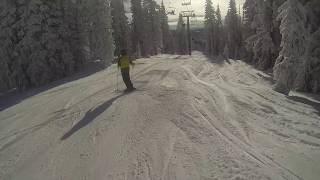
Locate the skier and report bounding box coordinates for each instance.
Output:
[118,49,136,92]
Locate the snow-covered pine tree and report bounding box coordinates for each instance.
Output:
[225,0,239,59]
[141,0,162,56]
[243,0,261,60]
[304,0,320,93]
[0,0,71,89]
[215,5,224,55]
[56,1,79,75]
[159,1,167,53]
[245,0,276,70]
[270,0,286,53]
[141,0,152,56]
[204,0,215,56]
[242,0,257,62]
[273,0,309,95]
[176,14,187,55]
[111,0,130,57]
[85,0,114,66]
[2,0,31,89]
[150,0,162,55]
[24,0,60,86]
[0,0,14,90]
[101,0,115,66]
[0,0,114,90]
[307,28,320,93]
[159,1,173,54]
[131,0,144,57]
[61,0,86,71]
[243,0,256,28]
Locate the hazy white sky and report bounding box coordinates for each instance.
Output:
[159,0,244,19]
[124,0,244,26]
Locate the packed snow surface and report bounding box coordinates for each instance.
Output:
[1,52,320,180]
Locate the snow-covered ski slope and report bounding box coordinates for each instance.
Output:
[1,52,320,180]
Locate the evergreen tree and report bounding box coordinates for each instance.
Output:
[0,0,30,89]
[215,5,224,55]
[150,1,162,55]
[24,0,77,87]
[242,0,319,94]
[141,0,152,56]
[0,0,16,90]
[243,0,256,27]
[305,0,320,93]
[85,0,114,66]
[61,0,86,71]
[131,0,144,57]
[0,0,114,90]
[273,0,309,94]
[245,0,276,70]
[159,1,173,54]
[204,0,215,56]
[307,28,320,93]
[111,0,130,56]
[142,0,161,56]
[225,0,240,59]
[176,14,187,55]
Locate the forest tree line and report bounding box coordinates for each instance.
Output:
[1,0,320,95]
[0,0,173,91]
[0,0,114,91]
[203,0,320,95]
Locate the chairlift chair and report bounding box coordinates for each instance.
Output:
[166,1,176,15]
[167,7,175,15]
[182,0,191,6]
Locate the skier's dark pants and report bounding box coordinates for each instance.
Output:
[121,67,133,89]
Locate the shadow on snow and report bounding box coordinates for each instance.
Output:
[0,63,105,111]
[60,92,129,141]
[288,95,320,116]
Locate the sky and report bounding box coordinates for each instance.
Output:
[123,0,244,27]
[159,0,244,23]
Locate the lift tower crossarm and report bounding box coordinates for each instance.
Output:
[181,10,194,56]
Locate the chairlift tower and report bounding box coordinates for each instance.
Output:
[181,0,194,55]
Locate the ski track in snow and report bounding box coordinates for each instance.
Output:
[0,52,320,180]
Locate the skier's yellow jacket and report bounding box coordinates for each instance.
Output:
[118,55,130,69]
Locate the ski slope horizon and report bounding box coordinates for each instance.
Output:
[1,52,320,180]
[159,0,244,19]
[124,0,244,26]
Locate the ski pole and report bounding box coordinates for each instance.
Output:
[116,67,119,92]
